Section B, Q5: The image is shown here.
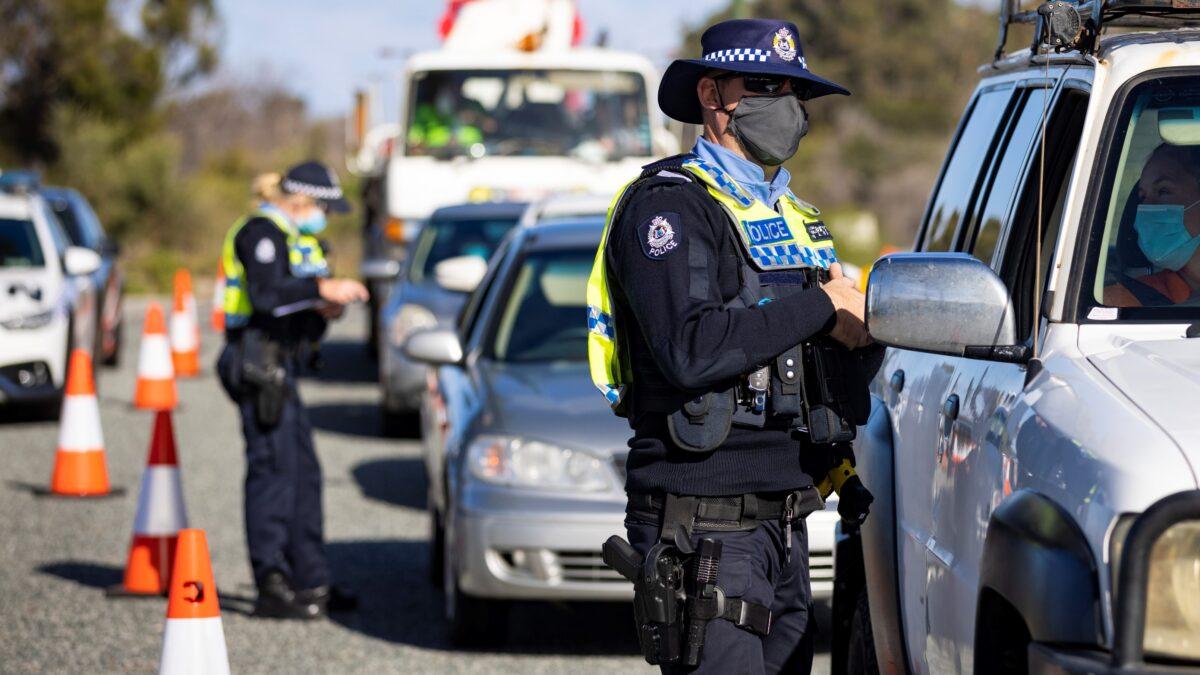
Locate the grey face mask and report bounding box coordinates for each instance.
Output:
[727,94,809,166]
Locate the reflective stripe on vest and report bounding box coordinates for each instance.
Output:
[221,210,325,328]
[586,157,838,411]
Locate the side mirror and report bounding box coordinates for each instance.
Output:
[867,253,1024,361]
[402,328,463,366]
[434,255,487,293]
[361,257,401,280]
[63,246,102,277]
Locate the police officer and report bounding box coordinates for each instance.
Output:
[588,19,870,673]
[216,161,369,619]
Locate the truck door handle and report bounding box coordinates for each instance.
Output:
[890,370,905,393]
[942,394,960,421]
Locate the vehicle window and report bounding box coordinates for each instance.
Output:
[970,88,1052,267]
[488,248,591,363]
[1085,75,1200,317]
[998,87,1088,339]
[50,199,87,248]
[405,69,651,160]
[40,202,70,256]
[921,86,1015,252]
[0,218,46,267]
[456,237,512,339]
[409,217,518,284]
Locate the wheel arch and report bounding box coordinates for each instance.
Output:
[976,490,1104,647]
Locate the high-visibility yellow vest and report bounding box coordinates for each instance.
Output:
[220,209,328,328]
[587,156,838,412]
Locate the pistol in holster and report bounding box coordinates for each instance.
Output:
[240,331,287,429]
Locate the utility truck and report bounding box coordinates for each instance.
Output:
[348,0,674,350]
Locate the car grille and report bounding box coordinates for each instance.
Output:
[496,548,628,584]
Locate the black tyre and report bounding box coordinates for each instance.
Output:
[847,586,880,675]
[102,316,122,367]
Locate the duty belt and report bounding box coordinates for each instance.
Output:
[628,488,823,530]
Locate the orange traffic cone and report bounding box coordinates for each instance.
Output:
[134,303,177,410]
[211,260,225,333]
[159,529,230,675]
[170,270,200,378]
[43,350,116,497]
[108,410,189,597]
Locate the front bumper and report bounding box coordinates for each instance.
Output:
[1029,643,1199,674]
[454,487,632,602]
[0,321,68,404]
[808,500,841,599]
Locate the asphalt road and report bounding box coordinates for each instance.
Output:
[0,298,831,674]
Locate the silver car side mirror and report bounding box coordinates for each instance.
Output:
[402,328,463,366]
[434,255,488,293]
[867,253,1021,360]
[361,257,401,280]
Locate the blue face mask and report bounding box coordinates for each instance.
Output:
[295,209,327,236]
[1134,199,1200,270]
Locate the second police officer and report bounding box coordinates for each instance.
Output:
[217,161,369,619]
[588,19,876,673]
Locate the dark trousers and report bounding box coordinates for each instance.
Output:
[625,514,815,675]
[237,373,329,591]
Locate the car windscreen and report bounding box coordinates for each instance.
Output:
[0,218,45,267]
[48,198,92,248]
[409,217,518,285]
[404,69,651,160]
[488,247,591,363]
[1086,74,1200,318]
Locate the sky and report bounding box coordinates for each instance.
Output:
[212,0,730,119]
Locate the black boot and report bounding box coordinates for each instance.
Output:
[295,584,358,613]
[253,571,322,620]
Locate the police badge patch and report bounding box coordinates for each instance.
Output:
[638,212,681,259]
[772,27,797,62]
[254,237,276,263]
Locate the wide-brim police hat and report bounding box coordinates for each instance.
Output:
[659,18,850,124]
[280,160,351,214]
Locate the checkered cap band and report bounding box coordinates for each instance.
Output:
[281,178,343,201]
[703,48,770,64]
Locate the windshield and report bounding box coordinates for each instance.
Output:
[490,248,591,363]
[409,217,518,284]
[1088,74,1200,318]
[0,218,45,268]
[405,69,651,160]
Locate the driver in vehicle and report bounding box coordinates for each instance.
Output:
[1105,142,1200,306]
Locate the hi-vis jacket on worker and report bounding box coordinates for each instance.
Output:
[588,154,836,415]
[221,206,328,329]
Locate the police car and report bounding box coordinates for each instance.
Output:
[836,2,1200,673]
[0,172,101,412]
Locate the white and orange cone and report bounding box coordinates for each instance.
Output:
[108,410,188,597]
[158,529,230,675]
[44,349,114,497]
[211,260,225,333]
[134,303,177,411]
[170,270,200,378]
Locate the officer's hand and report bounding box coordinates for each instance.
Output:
[822,264,871,350]
[318,278,369,306]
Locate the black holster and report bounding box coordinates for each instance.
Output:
[239,330,287,429]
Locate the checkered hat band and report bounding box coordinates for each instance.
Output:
[703,48,770,63]
[282,178,343,201]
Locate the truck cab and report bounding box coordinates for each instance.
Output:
[834,3,1200,673]
[351,0,670,351]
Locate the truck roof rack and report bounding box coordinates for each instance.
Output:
[995,0,1200,61]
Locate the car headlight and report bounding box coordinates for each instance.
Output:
[467,435,611,492]
[1,309,55,330]
[390,303,437,348]
[1143,520,1200,661]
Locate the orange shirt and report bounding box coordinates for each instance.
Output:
[1103,269,1194,307]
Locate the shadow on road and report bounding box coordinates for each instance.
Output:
[300,340,376,384]
[325,539,641,656]
[307,402,384,438]
[351,457,427,511]
[37,561,123,589]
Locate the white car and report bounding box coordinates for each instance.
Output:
[0,180,101,412]
[835,3,1200,674]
